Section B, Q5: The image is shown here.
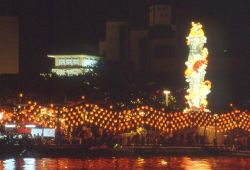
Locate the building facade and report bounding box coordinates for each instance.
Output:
[48,54,100,76]
[99,1,177,73]
[0,16,19,74]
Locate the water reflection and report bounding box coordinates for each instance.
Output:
[0,156,249,169]
[181,157,212,170]
[160,159,168,166]
[4,158,15,170]
[23,158,36,170]
[136,157,145,167]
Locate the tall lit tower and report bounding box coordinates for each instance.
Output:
[184,22,211,113]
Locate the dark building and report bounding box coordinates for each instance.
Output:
[0,16,19,75]
[99,1,178,74]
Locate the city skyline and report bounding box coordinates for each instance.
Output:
[0,0,249,107]
[0,0,248,69]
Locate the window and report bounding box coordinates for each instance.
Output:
[83,59,97,67]
[72,59,79,66]
[58,59,65,66]
[66,59,72,65]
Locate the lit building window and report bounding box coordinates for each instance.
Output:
[58,59,65,66]
[72,59,79,66]
[48,54,100,76]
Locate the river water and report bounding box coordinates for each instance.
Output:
[0,156,249,170]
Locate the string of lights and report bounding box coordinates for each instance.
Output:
[0,101,249,135]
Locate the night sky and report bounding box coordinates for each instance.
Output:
[0,0,249,107]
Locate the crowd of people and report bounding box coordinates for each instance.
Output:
[53,125,250,151]
[0,124,249,154]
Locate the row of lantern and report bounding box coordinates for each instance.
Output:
[0,101,249,134]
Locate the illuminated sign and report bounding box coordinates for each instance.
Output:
[43,128,55,137]
[5,124,16,128]
[31,128,43,137]
[25,124,36,128]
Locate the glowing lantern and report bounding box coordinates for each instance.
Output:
[184,22,211,113]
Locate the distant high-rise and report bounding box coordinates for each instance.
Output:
[0,16,19,74]
[99,1,177,73]
[149,3,172,26]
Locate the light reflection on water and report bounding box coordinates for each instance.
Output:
[182,157,212,170]
[23,158,36,170]
[0,156,249,170]
[3,158,15,169]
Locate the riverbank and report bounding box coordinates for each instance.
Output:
[113,146,250,157]
[2,145,250,158]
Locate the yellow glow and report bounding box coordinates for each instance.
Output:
[184,22,211,112]
[0,97,248,135]
[19,93,23,98]
[163,90,170,95]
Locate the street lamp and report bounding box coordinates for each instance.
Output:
[81,96,85,100]
[19,93,23,103]
[19,93,23,98]
[163,90,171,107]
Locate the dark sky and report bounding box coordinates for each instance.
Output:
[0,0,249,107]
[0,0,248,69]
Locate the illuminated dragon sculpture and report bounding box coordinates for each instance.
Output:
[184,22,211,113]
